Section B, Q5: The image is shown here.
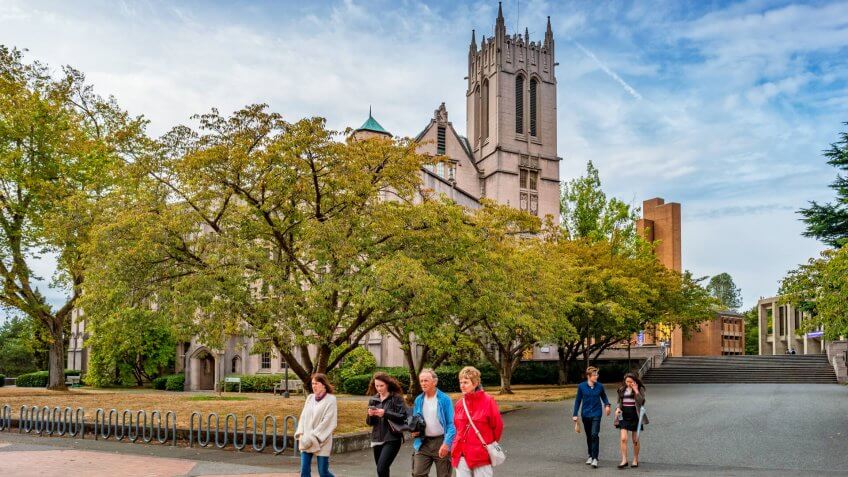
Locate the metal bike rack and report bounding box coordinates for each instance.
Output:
[4,403,296,454]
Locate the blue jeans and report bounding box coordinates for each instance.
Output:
[300,452,333,477]
[581,416,601,459]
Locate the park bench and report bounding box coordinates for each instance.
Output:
[65,376,81,387]
[224,376,242,393]
[273,379,304,396]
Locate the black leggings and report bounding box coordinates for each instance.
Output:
[372,440,402,477]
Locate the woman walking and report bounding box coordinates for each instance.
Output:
[452,366,503,477]
[615,373,648,469]
[295,374,338,477]
[366,372,409,477]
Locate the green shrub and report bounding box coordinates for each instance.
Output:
[222,372,297,392]
[335,346,377,381]
[0,374,5,387]
[341,374,372,395]
[164,373,184,391]
[512,362,558,385]
[152,375,168,390]
[15,370,82,388]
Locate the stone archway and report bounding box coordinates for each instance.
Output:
[190,348,216,391]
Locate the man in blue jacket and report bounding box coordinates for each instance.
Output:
[572,366,610,469]
[411,368,456,477]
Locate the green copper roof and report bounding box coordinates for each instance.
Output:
[356,108,391,135]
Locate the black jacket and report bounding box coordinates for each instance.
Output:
[366,394,408,443]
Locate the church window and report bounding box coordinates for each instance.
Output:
[231,356,241,374]
[436,162,445,177]
[519,166,539,215]
[437,126,446,155]
[474,85,481,145]
[515,75,524,134]
[261,352,271,369]
[529,78,538,137]
[481,79,489,140]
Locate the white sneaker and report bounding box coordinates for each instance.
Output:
[592,458,599,468]
[586,457,593,465]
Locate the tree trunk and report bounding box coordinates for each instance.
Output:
[403,344,422,397]
[46,319,67,391]
[498,362,514,394]
[556,346,568,385]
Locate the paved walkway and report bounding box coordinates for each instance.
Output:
[1,383,846,476]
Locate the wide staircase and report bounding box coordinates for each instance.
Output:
[643,354,837,384]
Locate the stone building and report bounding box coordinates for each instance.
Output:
[757,296,825,355]
[68,7,562,390]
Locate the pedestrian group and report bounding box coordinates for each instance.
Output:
[296,365,646,476]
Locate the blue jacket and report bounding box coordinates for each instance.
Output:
[412,389,456,451]
[572,381,610,418]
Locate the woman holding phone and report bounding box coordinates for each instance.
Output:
[614,373,648,469]
[366,372,409,477]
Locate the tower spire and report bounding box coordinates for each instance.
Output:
[525,27,529,43]
[495,2,506,40]
[470,29,477,52]
[545,16,553,48]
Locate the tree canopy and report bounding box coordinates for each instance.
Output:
[799,125,848,248]
[706,272,743,310]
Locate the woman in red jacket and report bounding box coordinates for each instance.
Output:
[451,366,503,477]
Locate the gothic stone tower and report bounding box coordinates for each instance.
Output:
[467,4,560,222]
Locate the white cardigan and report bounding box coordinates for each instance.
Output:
[295,393,338,456]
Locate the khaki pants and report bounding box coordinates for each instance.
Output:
[412,435,452,477]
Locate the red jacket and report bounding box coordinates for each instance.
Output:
[451,389,504,469]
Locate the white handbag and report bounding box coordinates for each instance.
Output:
[461,398,506,467]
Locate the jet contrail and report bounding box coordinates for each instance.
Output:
[573,40,643,101]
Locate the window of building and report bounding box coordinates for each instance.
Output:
[474,85,481,145]
[231,356,241,374]
[778,306,785,336]
[529,78,538,137]
[437,126,446,155]
[794,308,800,329]
[519,166,539,215]
[261,352,271,369]
[515,75,524,134]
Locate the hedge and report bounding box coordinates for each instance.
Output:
[15,370,81,388]
[0,374,5,387]
[222,372,296,392]
[152,375,169,390]
[165,373,185,391]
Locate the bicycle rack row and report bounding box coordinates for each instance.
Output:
[1,404,297,454]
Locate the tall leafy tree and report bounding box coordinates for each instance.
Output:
[742,305,759,356]
[83,106,449,388]
[0,47,145,389]
[706,272,743,310]
[799,125,848,248]
[0,315,49,376]
[560,161,639,247]
[779,246,848,340]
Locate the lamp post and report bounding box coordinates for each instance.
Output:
[284,360,290,398]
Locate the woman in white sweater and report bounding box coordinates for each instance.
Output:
[296,373,338,477]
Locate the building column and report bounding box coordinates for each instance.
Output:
[758,304,766,355]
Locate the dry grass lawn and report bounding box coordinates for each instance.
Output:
[0,385,565,434]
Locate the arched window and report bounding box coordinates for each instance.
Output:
[529,78,539,137]
[515,75,525,134]
[481,79,489,140]
[231,355,241,374]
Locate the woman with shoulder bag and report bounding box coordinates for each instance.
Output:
[295,373,338,477]
[614,373,648,469]
[451,366,504,477]
[366,372,409,477]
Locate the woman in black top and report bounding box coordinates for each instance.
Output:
[615,373,648,469]
[366,372,409,477]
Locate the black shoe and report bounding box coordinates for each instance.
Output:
[618,462,629,469]
[631,463,639,468]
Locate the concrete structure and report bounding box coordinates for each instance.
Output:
[825,340,848,384]
[636,197,685,356]
[757,296,825,355]
[67,7,562,388]
[683,311,745,356]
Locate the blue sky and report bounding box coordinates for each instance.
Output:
[1,0,846,315]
